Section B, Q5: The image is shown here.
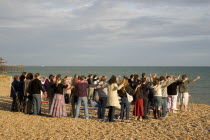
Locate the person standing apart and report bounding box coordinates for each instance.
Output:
[29,73,46,115]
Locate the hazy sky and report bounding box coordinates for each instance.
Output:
[0,0,210,66]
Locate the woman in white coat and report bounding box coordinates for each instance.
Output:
[107,75,124,122]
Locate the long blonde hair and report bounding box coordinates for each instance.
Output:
[121,78,129,92]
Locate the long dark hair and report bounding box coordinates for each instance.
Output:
[108,75,117,85]
[26,73,33,80]
[49,75,55,82]
[19,75,25,81]
[56,77,62,87]
[153,79,160,86]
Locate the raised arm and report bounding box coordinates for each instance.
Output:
[174,74,180,81]
[189,76,200,83]
[152,85,159,91]
[149,74,154,83]
[117,84,124,90]
[163,73,168,78]
[135,85,141,93]
[113,83,124,91]
[161,81,171,88]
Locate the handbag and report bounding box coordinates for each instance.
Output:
[126,92,133,102]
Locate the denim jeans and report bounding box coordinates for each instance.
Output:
[32,94,41,115]
[75,97,89,119]
[48,97,53,113]
[120,97,130,120]
[162,97,167,117]
[97,97,107,119]
[143,98,148,118]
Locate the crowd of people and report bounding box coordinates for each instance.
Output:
[10,72,200,122]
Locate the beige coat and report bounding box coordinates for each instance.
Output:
[107,83,124,107]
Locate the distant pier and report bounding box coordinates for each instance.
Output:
[0,58,24,73]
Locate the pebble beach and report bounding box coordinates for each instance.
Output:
[0,75,210,140]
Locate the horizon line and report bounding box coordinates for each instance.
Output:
[23,65,210,67]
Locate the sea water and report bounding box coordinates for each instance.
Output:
[6,66,210,105]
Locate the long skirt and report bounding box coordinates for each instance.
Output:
[50,94,67,117]
[133,99,144,116]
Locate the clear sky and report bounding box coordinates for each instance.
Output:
[0,0,210,66]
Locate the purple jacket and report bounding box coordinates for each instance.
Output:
[75,82,89,97]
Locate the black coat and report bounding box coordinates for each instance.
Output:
[167,81,182,95]
[28,78,45,94]
[10,80,19,97]
[47,82,55,98]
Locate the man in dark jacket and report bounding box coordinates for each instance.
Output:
[167,80,182,113]
[28,73,46,115]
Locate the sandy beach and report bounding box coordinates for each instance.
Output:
[0,75,210,140]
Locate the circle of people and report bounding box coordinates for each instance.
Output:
[10,72,200,122]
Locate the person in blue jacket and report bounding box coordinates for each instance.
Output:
[10,75,20,111]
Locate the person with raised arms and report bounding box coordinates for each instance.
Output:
[179,75,200,112]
